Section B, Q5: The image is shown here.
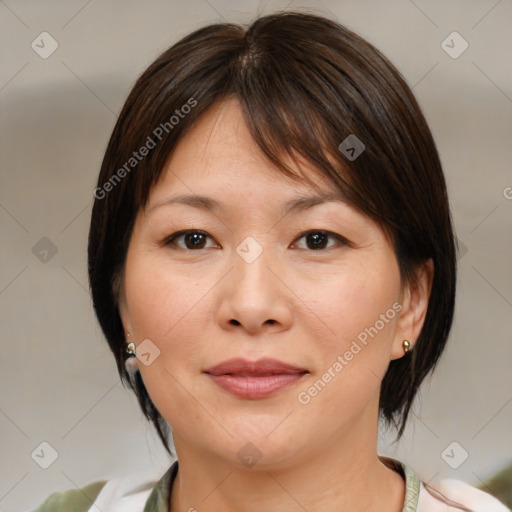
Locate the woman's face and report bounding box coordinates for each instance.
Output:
[119,97,429,469]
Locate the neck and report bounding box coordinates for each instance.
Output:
[169,418,405,512]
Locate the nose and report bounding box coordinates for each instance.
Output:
[216,240,293,336]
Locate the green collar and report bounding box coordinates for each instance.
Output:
[143,461,178,512]
[143,457,421,512]
[380,456,421,511]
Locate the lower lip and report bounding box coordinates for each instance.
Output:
[206,373,307,399]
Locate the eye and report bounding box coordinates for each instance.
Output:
[162,229,350,251]
[293,230,349,250]
[163,230,218,250]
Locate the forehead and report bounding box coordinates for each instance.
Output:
[146,97,341,209]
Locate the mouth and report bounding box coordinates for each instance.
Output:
[203,358,309,399]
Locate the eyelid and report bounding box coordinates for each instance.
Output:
[162,229,219,248]
[162,229,353,250]
[292,229,353,249]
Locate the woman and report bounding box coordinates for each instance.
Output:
[32,11,508,512]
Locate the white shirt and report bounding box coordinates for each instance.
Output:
[84,458,509,512]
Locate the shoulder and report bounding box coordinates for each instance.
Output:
[417,477,510,512]
[389,457,509,512]
[30,480,107,512]
[30,463,177,512]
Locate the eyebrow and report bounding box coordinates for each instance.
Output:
[146,191,347,216]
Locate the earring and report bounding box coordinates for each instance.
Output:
[403,340,411,354]
[124,333,138,377]
[126,333,136,357]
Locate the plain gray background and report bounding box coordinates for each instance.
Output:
[1,1,511,510]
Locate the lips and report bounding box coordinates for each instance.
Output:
[204,357,308,376]
[203,358,309,399]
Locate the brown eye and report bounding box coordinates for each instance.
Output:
[164,230,217,250]
[294,230,349,250]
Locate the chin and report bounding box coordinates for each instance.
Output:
[205,423,304,471]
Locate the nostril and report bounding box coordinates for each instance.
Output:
[228,319,276,327]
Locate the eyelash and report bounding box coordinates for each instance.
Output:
[162,229,352,251]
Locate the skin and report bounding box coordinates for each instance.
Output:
[118,97,433,512]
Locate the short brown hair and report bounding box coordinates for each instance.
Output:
[88,11,457,455]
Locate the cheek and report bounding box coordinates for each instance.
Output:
[123,256,215,423]
[295,260,401,409]
[297,260,400,351]
[123,253,212,358]
[294,290,400,434]
[125,267,172,337]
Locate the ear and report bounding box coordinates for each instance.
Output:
[390,258,434,360]
[115,274,138,367]
[119,296,134,338]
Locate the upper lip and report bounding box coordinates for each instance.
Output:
[204,358,308,376]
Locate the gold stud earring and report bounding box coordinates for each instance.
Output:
[403,340,411,354]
